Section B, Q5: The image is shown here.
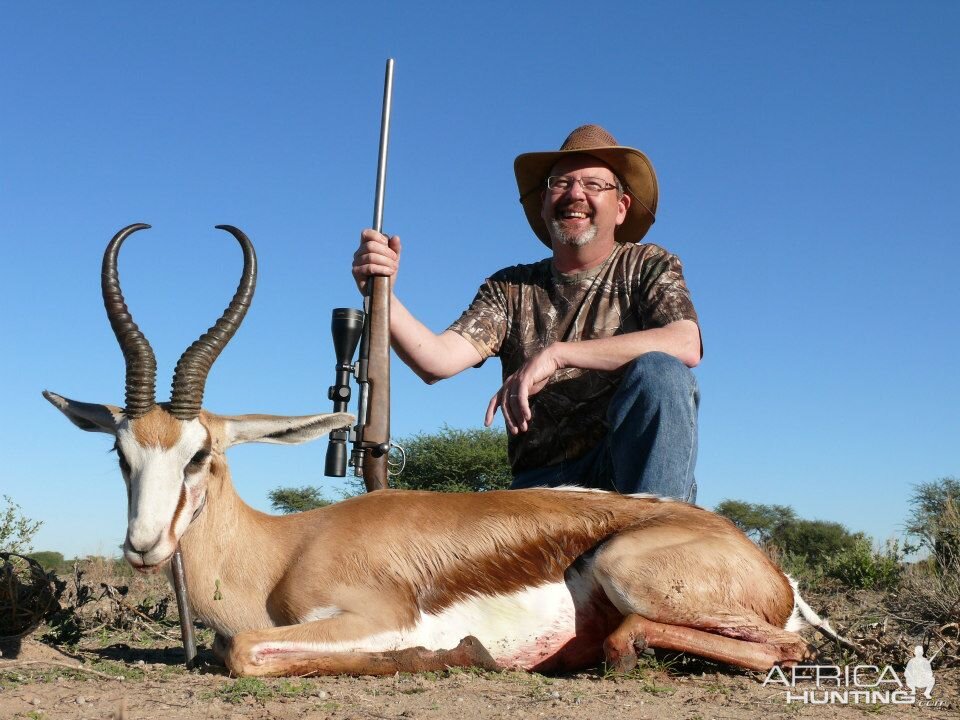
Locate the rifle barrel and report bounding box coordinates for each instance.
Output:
[372,58,394,233]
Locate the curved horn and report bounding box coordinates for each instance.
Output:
[102,223,158,418]
[169,225,257,420]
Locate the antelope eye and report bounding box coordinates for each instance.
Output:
[116,449,131,474]
[187,450,210,471]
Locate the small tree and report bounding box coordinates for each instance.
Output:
[771,518,863,565]
[389,425,510,493]
[0,495,42,554]
[906,476,960,575]
[268,486,333,514]
[714,500,796,544]
[27,551,66,573]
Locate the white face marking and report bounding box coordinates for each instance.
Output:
[118,418,208,567]
[253,577,600,670]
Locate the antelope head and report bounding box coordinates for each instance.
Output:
[45,224,352,572]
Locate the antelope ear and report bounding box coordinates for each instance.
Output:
[43,390,124,435]
[222,412,355,448]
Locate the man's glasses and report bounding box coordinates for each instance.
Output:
[546,175,620,196]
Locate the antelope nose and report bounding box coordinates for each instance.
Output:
[127,534,161,557]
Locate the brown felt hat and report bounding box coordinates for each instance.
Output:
[514,124,658,247]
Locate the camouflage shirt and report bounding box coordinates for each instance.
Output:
[447,242,700,474]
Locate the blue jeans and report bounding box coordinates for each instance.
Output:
[510,352,699,502]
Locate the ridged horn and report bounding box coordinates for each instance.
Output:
[102,223,158,419]
[169,225,257,420]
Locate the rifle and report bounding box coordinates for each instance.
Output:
[325,59,394,491]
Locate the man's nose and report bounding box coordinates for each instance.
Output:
[563,178,587,199]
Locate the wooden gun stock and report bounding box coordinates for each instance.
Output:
[361,275,390,491]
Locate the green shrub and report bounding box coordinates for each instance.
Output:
[823,538,903,590]
[26,551,66,573]
[268,486,333,514]
[906,477,960,576]
[390,426,510,493]
[0,496,41,553]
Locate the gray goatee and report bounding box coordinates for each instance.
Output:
[547,219,597,248]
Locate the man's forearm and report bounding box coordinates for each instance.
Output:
[389,294,483,384]
[551,319,701,372]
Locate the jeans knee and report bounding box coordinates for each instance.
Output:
[608,352,699,430]
[622,352,697,399]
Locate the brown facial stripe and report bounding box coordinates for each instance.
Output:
[168,482,189,547]
[131,406,183,449]
[168,434,212,542]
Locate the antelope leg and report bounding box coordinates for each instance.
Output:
[228,634,499,677]
[604,614,808,672]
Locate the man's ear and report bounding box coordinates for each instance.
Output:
[616,191,631,225]
[222,412,355,448]
[43,391,123,435]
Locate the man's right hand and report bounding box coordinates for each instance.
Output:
[352,229,401,294]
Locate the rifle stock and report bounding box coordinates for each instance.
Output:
[360,274,390,490]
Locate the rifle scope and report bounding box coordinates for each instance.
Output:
[324,307,365,477]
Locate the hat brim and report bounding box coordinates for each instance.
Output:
[514,146,658,248]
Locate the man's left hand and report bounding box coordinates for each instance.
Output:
[484,345,562,435]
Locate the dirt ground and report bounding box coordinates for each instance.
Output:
[1,636,957,720]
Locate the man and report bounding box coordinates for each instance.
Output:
[353,125,701,500]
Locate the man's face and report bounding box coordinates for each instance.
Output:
[541,155,630,248]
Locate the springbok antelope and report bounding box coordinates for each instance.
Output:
[45,224,846,677]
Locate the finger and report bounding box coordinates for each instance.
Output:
[499,389,519,435]
[515,384,531,432]
[354,251,398,270]
[355,242,399,264]
[388,235,402,256]
[360,228,390,246]
[484,393,499,427]
[354,262,397,278]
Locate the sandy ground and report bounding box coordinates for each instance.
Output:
[1,638,956,720]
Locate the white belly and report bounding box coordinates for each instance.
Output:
[256,581,585,670]
[390,582,579,668]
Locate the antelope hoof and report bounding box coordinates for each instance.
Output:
[603,634,648,674]
[777,641,816,667]
[223,631,262,677]
[445,635,500,671]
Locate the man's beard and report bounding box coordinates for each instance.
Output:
[547,218,597,248]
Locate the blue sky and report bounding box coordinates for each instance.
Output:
[2,2,956,558]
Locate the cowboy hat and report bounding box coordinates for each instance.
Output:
[514,124,658,247]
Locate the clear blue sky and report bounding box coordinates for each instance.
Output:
[2,2,956,558]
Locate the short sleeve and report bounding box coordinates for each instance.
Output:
[637,250,699,329]
[447,276,510,359]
